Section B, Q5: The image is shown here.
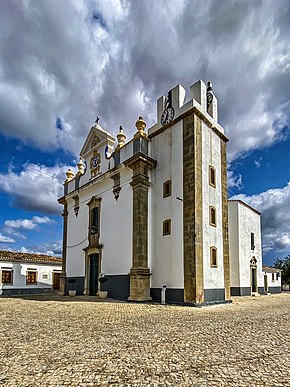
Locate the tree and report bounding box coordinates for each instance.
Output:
[274,255,290,286]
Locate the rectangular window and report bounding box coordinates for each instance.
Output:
[272,273,275,282]
[2,270,13,284]
[276,273,279,281]
[209,166,216,187]
[251,233,255,250]
[91,207,99,234]
[26,271,37,285]
[163,219,171,235]
[210,247,217,267]
[163,180,172,198]
[209,206,216,227]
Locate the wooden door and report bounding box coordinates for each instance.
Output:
[89,254,99,296]
[53,272,61,290]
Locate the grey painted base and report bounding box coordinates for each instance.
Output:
[268,286,281,294]
[151,288,184,303]
[65,277,84,296]
[102,275,130,300]
[231,287,270,296]
[231,287,251,296]
[151,288,226,304]
[258,287,266,294]
[204,288,225,302]
[1,287,53,296]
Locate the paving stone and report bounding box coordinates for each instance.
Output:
[0,294,289,386]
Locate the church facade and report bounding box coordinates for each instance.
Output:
[58,80,270,304]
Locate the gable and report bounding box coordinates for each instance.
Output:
[80,124,115,157]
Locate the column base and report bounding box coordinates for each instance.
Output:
[128,267,151,302]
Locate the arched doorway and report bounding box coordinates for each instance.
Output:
[250,257,258,293]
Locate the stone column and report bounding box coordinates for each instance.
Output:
[183,113,204,304]
[124,153,156,301]
[58,198,68,295]
[221,140,231,300]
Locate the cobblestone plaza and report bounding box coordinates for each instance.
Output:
[0,294,289,386]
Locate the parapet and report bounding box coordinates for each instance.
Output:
[149,80,222,136]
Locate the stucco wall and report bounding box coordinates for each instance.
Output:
[0,262,61,292]
[202,123,224,290]
[229,201,263,291]
[228,201,240,287]
[66,167,133,278]
[150,120,184,289]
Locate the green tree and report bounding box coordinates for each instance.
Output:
[274,255,290,285]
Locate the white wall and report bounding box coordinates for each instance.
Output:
[66,167,133,278]
[265,271,281,289]
[229,201,263,290]
[0,262,61,291]
[202,123,224,290]
[228,201,240,287]
[149,120,184,289]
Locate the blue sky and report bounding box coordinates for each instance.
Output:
[0,0,290,265]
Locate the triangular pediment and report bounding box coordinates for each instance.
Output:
[80,124,115,157]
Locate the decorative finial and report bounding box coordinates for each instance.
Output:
[65,168,74,183]
[77,157,85,176]
[95,116,100,124]
[116,125,127,149]
[135,116,146,132]
[206,81,213,110]
[134,116,147,140]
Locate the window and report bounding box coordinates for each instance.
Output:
[163,219,171,235]
[26,271,37,285]
[272,273,275,282]
[91,207,99,234]
[163,180,172,198]
[87,196,101,236]
[209,166,216,187]
[2,270,13,284]
[251,233,255,250]
[209,206,216,227]
[276,273,279,280]
[210,247,217,267]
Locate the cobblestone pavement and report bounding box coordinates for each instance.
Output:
[0,293,289,387]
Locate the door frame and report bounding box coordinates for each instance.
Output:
[83,246,102,295]
[250,256,258,293]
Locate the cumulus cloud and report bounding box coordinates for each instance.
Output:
[18,240,62,256]
[4,216,52,230]
[0,163,68,214]
[231,182,290,255]
[0,1,289,159]
[0,233,15,243]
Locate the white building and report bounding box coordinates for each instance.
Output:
[228,200,264,296]
[0,250,62,295]
[58,79,275,304]
[262,266,281,293]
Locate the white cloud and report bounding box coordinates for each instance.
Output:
[0,163,69,214]
[0,1,289,159]
[254,157,263,168]
[0,233,15,243]
[4,216,52,230]
[231,182,290,255]
[18,240,62,256]
[228,169,243,191]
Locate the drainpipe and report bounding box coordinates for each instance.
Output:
[161,285,167,305]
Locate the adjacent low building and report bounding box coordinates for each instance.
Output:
[228,200,264,296]
[0,250,62,295]
[262,266,282,294]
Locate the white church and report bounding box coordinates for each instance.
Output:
[58,80,280,304]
